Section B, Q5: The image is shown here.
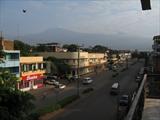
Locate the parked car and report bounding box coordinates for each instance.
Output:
[82,77,93,84]
[47,76,58,80]
[110,82,120,95]
[70,75,79,81]
[118,94,130,113]
[45,79,59,85]
[50,79,59,85]
[58,84,66,89]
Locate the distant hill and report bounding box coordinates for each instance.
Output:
[15,28,151,50]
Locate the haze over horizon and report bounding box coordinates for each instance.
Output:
[0,0,159,51]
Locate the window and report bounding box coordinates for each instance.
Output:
[34,79,43,85]
[9,67,19,73]
[29,64,32,71]
[19,81,29,89]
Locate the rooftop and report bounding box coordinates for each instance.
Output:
[142,98,160,120]
[153,35,160,41]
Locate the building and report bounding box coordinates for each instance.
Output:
[38,52,107,76]
[37,42,64,52]
[0,39,14,50]
[152,35,160,73]
[0,50,20,78]
[19,56,45,91]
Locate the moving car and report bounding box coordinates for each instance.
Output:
[110,82,120,95]
[82,77,93,84]
[135,75,141,82]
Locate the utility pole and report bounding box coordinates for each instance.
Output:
[126,57,128,69]
[0,31,3,49]
[77,46,80,97]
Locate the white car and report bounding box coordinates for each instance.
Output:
[50,79,59,85]
[110,82,120,95]
[58,84,66,89]
[82,77,93,84]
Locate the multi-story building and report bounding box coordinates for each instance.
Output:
[37,42,65,52]
[0,39,14,50]
[152,35,160,73]
[0,50,20,77]
[38,52,107,76]
[19,56,45,91]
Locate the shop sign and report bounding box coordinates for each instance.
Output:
[22,74,43,81]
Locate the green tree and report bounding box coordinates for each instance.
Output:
[36,44,49,52]
[14,40,33,56]
[63,44,78,52]
[47,57,71,75]
[0,70,35,120]
[92,45,108,53]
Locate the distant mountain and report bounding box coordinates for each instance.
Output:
[18,28,151,50]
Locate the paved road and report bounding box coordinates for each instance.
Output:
[49,60,144,120]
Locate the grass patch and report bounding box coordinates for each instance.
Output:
[37,94,79,116]
[57,94,79,108]
[82,88,94,94]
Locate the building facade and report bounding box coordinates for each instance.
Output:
[38,52,107,76]
[152,35,160,73]
[19,56,45,91]
[0,50,20,77]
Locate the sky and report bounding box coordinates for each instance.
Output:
[0,0,160,50]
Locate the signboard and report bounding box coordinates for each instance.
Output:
[22,74,44,81]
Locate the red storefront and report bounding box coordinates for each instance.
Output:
[19,73,44,91]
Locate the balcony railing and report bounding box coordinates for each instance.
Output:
[125,74,147,120]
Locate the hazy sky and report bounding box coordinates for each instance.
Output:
[0,0,160,50]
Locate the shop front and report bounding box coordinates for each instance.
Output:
[19,73,44,91]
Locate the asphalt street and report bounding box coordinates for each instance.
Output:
[47,60,144,120]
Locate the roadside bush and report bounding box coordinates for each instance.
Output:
[37,104,60,116]
[82,88,94,94]
[37,94,79,116]
[57,95,79,108]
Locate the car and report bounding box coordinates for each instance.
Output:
[82,77,93,84]
[45,79,59,85]
[118,94,130,113]
[110,82,120,95]
[50,79,59,85]
[135,75,141,82]
[58,84,66,89]
[70,75,79,81]
[45,80,55,85]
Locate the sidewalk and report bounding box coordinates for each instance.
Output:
[29,70,102,98]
